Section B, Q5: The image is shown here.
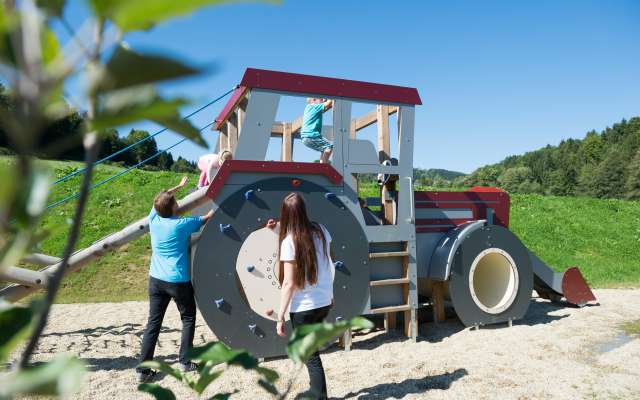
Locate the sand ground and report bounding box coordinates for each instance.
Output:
[15,289,640,399]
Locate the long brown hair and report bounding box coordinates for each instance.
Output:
[278,193,327,288]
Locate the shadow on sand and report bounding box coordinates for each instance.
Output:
[332,368,469,400]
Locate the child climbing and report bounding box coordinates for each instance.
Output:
[301,98,334,163]
[197,150,232,187]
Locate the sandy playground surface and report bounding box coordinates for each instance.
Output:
[13,289,640,399]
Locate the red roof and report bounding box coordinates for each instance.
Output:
[214,68,422,131]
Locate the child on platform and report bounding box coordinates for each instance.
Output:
[301,98,334,163]
[197,150,232,188]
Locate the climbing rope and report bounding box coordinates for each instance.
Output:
[51,87,236,186]
[45,121,214,210]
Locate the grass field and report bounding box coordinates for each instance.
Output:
[2,157,639,303]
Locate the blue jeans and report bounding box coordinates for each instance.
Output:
[302,136,333,153]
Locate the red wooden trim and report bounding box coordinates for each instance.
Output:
[416,226,452,233]
[214,86,247,130]
[240,68,422,105]
[466,186,506,193]
[205,160,343,200]
[413,190,510,228]
[415,218,475,226]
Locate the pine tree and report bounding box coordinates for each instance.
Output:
[625,148,640,200]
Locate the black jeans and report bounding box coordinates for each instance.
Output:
[290,305,331,400]
[137,277,196,371]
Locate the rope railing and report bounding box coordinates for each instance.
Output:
[51,87,236,186]
[45,121,214,210]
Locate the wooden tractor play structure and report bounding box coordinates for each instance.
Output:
[0,68,596,358]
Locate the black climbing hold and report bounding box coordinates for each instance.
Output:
[248,324,257,333]
[334,260,345,269]
[214,298,225,309]
[219,223,231,233]
[244,189,255,200]
[246,265,255,273]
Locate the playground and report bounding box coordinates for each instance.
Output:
[24,289,640,399]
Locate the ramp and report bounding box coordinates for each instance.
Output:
[529,251,596,307]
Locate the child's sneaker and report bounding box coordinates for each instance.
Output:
[180,361,199,372]
[136,369,158,383]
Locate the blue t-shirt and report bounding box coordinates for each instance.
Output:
[149,207,205,283]
[301,103,324,139]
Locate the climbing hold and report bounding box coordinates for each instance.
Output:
[266,219,276,229]
[246,265,255,273]
[334,260,345,269]
[248,324,257,333]
[214,298,225,309]
[336,316,344,322]
[219,223,231,233]
[291,179,301,187]
[244,189,255,200]
[324,192,336,199]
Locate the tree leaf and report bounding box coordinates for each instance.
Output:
[255,366,279,383]
[41,26,62,67]
[92,87,206,147]
[91,45,202,93]
[90,0,275,32]
[0,355,85,397]
[0,301,33,364]
[192,364,223,394]
[138,383,177,400]
[138,360,184,382]
[287,317,373,363]
[257,379,279,396]
[209,391,237,400]
[36,0,66,18]
[187,342,248,366]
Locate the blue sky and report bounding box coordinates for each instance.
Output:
[61,0,640,173]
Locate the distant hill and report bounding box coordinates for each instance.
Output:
[464,117,640,199]
[413,168,466,186]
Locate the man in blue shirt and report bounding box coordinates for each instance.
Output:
[137,176,213,382]
[301,98,334,163]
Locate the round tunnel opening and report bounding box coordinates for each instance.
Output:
[468,248,519,314]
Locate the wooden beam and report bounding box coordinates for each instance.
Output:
[227,113,238,154]
[282,122,293,162]
[377,105,390,162]
[432,281,446,323]
[218,124,229,153]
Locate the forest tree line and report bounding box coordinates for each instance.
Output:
[464,117,640,200]
[0,84,198,173]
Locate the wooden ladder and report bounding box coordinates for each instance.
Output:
[368,244,414,338]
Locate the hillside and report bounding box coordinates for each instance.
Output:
[1,158,638,303]
[465,117,640,199]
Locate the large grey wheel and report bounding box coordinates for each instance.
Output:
[448,225,533,326]
[191,176,369,358]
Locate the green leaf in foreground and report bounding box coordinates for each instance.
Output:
[0,301,34,364]
[92,87,206,147]
[138,383,177,400]
[90,0,275,32]
[0,355,85,398]
[138,360,183,382]
[91,45,202,93]
[287,317,373,363]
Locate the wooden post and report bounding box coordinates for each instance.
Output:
[384,312,397,331]
[402,245,412,338]
[432,281,446,323]
[376,105,390,162]
[282,122,293,162]
[218,124,229,153]
[227,113,238,155]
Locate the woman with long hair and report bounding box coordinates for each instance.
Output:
[277,192,334,400]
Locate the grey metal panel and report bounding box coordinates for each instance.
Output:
[427,220,486,280]
[234,90,280,161]
[415,208,474,220]
[529,250,564,294]
[348,165,402,174]
[416,232,446,277]
[348,139,380,165]
[369,258,405,280]
[331,99,350,180]
[370,285,404,308]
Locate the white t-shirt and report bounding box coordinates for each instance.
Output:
[279,224,334,313]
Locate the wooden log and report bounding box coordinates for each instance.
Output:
[0,188,211,303]
[281,122,293,162]
[21,253,60,266]
[0,266,48,288]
